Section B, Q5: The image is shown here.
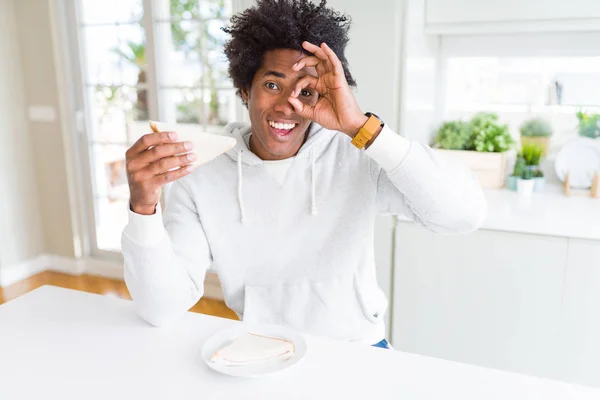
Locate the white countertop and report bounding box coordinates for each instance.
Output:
[1,286,600,399]
[399,185,600,240]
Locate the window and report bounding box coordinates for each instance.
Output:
[73,0,237,255]
[443,56,600,155]
[400,28,600,156]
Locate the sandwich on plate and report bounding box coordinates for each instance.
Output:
[211,332,295,366]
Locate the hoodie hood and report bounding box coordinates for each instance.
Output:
[222,122,338,224]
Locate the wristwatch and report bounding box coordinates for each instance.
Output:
[351,112,384,149]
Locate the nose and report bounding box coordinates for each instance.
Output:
[273,90,295,116]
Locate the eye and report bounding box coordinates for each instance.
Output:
[265,82,279,90]
[300,89,313,97]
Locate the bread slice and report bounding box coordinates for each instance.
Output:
[186,131,237,166]
[211,332,295,366]
[149,121,237,167]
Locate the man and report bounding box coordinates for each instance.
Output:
[122,0,486,349]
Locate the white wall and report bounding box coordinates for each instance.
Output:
[326,0,405,131]
[398,0,442,145]
[0,0,45,271]
[14,0,76,259]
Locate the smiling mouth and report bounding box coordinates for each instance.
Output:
[268,120,298,137]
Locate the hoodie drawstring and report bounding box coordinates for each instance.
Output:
[237,150,245,224]
[311,150,318,215]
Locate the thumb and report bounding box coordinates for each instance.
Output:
[288,96,314,120]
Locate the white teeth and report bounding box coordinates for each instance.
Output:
[269,120,296,130]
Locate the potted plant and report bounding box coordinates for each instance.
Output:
[506,154,526,191]
[523,143,544,191]
[433,113,515,189]
[468,112,515,153]
[435,121,471,150]
[509,143,545,192]
[517,168,535,199]
[576,110,600,139]
[520,117,553,157]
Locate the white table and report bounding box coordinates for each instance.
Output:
[1,286,599,400]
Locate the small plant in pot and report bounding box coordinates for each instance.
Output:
[576,110,600,139]
[506,144,544,192]
[517,167,535,199]
[506,154,526,191]
[520,117,553,157]
[522,143,545,192]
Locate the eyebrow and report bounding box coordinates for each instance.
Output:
[262,70,286,79]
[262,70,309,81]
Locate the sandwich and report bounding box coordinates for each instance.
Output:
[211,332,295,366]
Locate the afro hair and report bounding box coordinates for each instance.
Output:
[221,0,356,100]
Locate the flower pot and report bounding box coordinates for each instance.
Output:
[521,136,550,158]
[434,149,512,189]
[533,176,545,192]
[506,175,518,191]
[507,175,544,192]
[517,178,535,199]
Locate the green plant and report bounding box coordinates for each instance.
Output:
[520,118,553,137]
[576,110,600,139]
[521,168,533,180]
[468,112,514,152]
[435,121,471,150]
[512,155,526,177]
[521,143,543,166]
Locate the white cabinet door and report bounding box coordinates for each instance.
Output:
[392,222,567,380]
[559,238,600,388]
[425,0,600,34]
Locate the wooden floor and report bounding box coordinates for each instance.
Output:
[0,271,238,320]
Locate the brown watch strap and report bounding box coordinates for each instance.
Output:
[351,114,381,149]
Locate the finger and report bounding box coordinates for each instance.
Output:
[288,96,315,120]
[302,41,329,63]
[147,152,198,177]
[291,75,320,98]
[127,141,194,172]
[153,163,197,185]
[320,42,345,77]
[126,131,178,158]
[292,56,327,76]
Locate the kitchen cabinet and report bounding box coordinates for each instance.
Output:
[392,221,600,388]
[392,222,567,380]
[559,238,600,388]
[424,0,600,34]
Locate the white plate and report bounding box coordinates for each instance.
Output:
[201,324,308,378]
[555,138,600,189]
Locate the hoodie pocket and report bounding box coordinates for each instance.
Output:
[242,273,386,340]
[354,273,389,325]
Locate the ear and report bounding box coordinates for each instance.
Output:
[241,88,250,104]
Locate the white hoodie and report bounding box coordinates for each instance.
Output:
[122,123,486,344]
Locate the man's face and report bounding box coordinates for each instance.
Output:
[242,49,319,160]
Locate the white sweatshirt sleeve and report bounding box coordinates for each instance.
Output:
[121,179,212,327]
[364,125,487,234]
